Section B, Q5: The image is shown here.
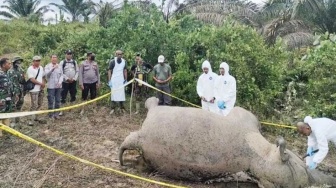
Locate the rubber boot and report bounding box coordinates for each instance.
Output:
[135,102,140,114]
[80,106,85,116]
[28,115,35,126]
[10,122,16,128]
[91,102,97,113]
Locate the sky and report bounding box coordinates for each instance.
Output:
[0,0,266,22]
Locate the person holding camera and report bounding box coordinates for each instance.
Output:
[131,53,153,114]
[78,52,100,115]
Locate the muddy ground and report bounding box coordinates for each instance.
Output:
[0,94,335,188]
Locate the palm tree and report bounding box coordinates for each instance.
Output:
[173,0,314,49]
[173,0,258,26]
[95,0,116,28]
[163,0,180,22]
[49,0,96,22]
[0,0,49,20]
[252,0,314,49]
[292,0,336,34]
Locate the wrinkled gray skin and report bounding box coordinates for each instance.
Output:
[119,97,336,188]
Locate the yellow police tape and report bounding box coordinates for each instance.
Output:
[135,79,202,108]
[0,123,187,188]
[260,122,296,129]
[0,79,135,119]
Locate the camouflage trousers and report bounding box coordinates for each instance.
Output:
[133,85,148,102]
[14,91,24,111]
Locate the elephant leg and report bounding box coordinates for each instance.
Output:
[276,136,289,162]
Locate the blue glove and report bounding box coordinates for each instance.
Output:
[123,80,127,84]
[108,80,113,88]
[307,147,314,157]
[309,161,317,169]
[217,101,226,110]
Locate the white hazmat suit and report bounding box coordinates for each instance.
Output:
[304,116,336,165]
[214,62,236,116]
[196,61,218,113]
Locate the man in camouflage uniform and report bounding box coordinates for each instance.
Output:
[0,58,14,137]
[8,56,25,127]
[130,54,153,114]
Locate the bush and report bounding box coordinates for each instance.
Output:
[0,5,295,120]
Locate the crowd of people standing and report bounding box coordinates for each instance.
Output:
[0,50,174,134]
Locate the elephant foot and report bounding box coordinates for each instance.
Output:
[276,136,289,162]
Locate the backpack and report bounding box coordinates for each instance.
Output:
[62,59,76,71]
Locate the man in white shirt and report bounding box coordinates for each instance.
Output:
[26,56,46,126]
[196,60,218,113]
[297,116,336,169]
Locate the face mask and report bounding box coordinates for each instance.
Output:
[90,56,95,61]
[14,63,21,68]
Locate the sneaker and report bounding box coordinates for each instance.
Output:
[28,121,34,126]
[59,111,63,116]
[109,109,114,115]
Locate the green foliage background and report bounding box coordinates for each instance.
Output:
[0,5,334,123]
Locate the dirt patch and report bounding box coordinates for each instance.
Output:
[0,94,335,188]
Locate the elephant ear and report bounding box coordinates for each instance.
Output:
[276,136,289,162]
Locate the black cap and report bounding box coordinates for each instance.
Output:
[65,49,73,54]
[87,51,93,56]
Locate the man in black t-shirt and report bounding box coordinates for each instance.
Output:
[130,54,153,114]
[108,50,128,115]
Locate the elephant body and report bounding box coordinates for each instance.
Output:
[119,97,336,187]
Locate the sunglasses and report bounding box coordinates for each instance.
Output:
[117,53,123,55]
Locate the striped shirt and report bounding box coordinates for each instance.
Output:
[44,63,63,89]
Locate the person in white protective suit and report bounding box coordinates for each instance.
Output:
[297,116,336,169]
[196,60,218,113]
[214,62,236,116]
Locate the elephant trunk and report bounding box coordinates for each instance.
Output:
[309,170,336,186]
[118,132,141,166]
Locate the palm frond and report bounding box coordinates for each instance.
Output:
[49,3,69,14]
[282,32,314,50]
[194,12,227,26]
[0,11,15,18]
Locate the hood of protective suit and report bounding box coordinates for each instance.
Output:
[220,62,230,76]
[202,60,213,73]
[304,116,313,124]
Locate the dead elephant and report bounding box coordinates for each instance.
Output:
[119,97,336,187]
